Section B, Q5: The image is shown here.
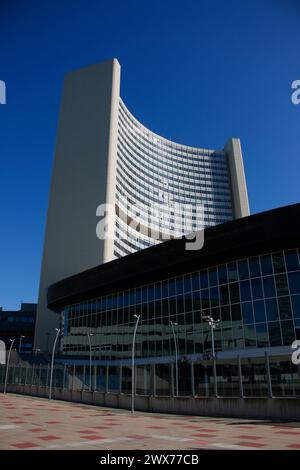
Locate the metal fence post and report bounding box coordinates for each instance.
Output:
[106,365,109,393]
[237,355,244,398]
[119,365,122,394]
[191,361,195,398]
[265,352,273,398]
[72,364,75,390]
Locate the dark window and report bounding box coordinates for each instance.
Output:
[208,268,218,287]
[183,274,192,293]
[278,296,292,319]
[241,302,254,324]
[201,289,210,309]
[221,306,231,322]
[265,298,279,321]
[238,260,249,280]
[285,250,299,272]
[268,322,282,346]
[229,282,240,304]
[288,272,300,295]
[218,265,228,284]
[227,262,238,282]
[291,295,300,318]
[200,270,208,289]
[177,278,184,295]
[191,274,200,291]
[255,322,269,347]
[249,257,261,278]
[260,254,273,276]
[251,278,264,300]
[263,276,276,298]
[231,304,242,321]
[240,280,251,302]
[219,284,229,305]
[281,320,295,345]
[168,280,176,297]
[275,274,289,296]
[253,300,266,323]
[210,287,219,307]
[272,252,285,274]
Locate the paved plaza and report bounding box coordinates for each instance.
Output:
[0,394,300,450]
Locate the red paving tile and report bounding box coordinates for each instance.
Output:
[12,442,40,449]
[29,428,46,432]
[45,421,61,424]
[80,435,105,440]
[288,444,300,449]
[192,433,216,438]
[91,426,110,430]
[147,426,165,429]
[192,440,211,447]
[275,431,300,435]
[127,435,147,440]
[38,435,61,441]
[235,435,263,440]
[236,441,266,448]
[237,425,256,429]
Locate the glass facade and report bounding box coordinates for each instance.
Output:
[114,99,234,258]
[61,248,300,360]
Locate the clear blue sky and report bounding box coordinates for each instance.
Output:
[0,0,299,310]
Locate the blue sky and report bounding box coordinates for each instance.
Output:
[0,0,299,310]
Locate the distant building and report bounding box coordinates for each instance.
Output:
[0,303,36,353]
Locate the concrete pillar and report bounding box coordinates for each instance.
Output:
[191,362,195,398]
[265,352,273,398]
[237,355,244,398]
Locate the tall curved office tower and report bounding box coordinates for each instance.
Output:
[35,58,249,351]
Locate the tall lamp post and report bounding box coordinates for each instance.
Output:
[131,314,140,414]
[19,335,25,353]
[170,321,179,397]
[49,328,61,400]
[87,333,94,392]
[202,315,220,397]
[4,339,15,394]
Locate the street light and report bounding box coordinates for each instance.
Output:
[170,321,179,397]
[87,333,94,392]
[131,314,140,414]
[49,328,61,400]
[4,339,15,394]
[19,335,25,353]
[202,315,220,397]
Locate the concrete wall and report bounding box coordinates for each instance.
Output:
[35,59,120,352]
[225,138,250,218]
[2,384,300,421]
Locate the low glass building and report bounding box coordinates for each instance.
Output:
[47,203,300,398]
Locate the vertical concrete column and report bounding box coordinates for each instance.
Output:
[119,365,122,394]
[237,355,244,398]
[265,352,273,398]
[106,365,109,393]
[191,362,195,398]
